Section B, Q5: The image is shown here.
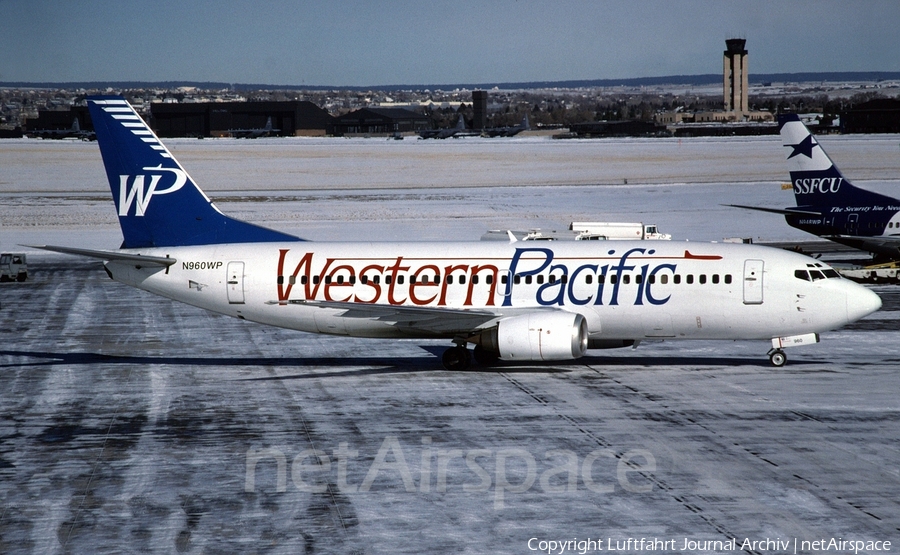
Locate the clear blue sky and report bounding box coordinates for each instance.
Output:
[3,0,899,86]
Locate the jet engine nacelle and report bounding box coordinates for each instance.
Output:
[489,312,588,361]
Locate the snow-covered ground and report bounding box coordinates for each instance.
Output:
[3,134,900,251]
[1,135,899,554]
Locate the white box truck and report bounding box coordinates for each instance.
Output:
[568,222,671,240]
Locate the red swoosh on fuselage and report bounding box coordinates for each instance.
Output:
[683,250,723,260]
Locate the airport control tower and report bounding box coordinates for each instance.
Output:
[723,38,748,115]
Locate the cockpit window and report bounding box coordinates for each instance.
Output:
[795,267,841,281]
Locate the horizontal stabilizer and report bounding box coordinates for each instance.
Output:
[28,245,177,267]
[725,204,822,217]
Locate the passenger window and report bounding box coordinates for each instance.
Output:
[673,275,681,285]
[724,274,732,284]
[361,275,368,285]
[699,274,707,284]
[397,275,405,285]
[472,275,480,285]
[501,275,508,285]
[525,275,532,285]
[712,274,719,284]
[635,274,643,284]
[459,275,466,285]
[686,274,694,284]
[536,275,544,285]
[609,275,618,285]
[660,274,668,285]
[585,275,593,285]
[623,275,630,285]
[485,275,492,285]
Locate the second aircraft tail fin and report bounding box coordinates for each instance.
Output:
[778,114,896,210]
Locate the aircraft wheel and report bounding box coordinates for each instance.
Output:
[441,346,470,371]
[473,345,499,366]
[769,349,787,367]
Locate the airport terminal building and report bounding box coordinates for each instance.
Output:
[329,107,431,136]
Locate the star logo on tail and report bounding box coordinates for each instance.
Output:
[786,134,818,159]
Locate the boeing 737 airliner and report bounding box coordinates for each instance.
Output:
[36,96,881,369]
[732,114,900,261]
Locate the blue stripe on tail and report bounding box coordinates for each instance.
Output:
[87,95,302,248]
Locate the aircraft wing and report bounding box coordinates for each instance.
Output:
[271,299,535,335]
[822,235,900,257]
[28,245,177,267]
[725,204,823,216]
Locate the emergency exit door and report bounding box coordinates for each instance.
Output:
[227,261,245,304]
[743,259,764,305]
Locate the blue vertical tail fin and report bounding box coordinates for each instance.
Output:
[87,95,302,248]
[778,114,895,209]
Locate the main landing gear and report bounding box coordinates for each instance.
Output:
[441,341,500,370]
[767,348,787,367]
[441,344,471,371]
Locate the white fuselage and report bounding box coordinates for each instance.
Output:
[104,240,879,344]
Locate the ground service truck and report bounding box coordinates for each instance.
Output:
[0,253,27,282]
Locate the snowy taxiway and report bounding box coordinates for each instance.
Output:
[1,135,899,553]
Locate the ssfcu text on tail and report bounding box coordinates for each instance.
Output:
[731,114,900,261]
[34,96,881,369]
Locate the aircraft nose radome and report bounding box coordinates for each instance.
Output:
[846,284,882,323]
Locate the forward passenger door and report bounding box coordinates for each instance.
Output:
[743,259,764,305]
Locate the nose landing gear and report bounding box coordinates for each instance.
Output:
[767,348,787,367]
